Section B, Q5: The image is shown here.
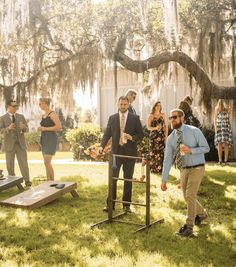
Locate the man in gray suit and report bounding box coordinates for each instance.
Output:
[0,100,31,187]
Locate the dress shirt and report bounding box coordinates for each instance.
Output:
[119,110,128,129]
[162,124,210,182]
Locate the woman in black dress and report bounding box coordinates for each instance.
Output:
[147,101,168,174]
[38,98,62,180]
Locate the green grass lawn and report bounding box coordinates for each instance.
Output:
[0,152,235,266]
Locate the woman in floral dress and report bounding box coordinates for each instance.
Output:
[147,101,168,174]
[214,99,233,165]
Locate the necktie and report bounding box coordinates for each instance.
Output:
[12,114,16,123]
[175,130,183,169]
[119,113,125,145]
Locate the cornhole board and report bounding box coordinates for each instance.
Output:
[0,176,24,192]
[0,181,78,209]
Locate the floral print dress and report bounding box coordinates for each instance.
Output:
[149,116,165,174]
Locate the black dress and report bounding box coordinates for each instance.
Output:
[40,111,58,155]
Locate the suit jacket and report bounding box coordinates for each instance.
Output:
[128,105,136,114]
[101,112,144,156]
[0,113,28,152]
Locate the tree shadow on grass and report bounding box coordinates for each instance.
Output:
[0,172,235,266]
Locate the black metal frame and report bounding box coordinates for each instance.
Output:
[91,154,164,232]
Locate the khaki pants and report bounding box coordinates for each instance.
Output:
[180,166,206,226]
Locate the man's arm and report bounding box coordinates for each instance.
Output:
[100,117,112,150]
[161,136,174,189]
[131,116,144,142]
[190,128,210,155]
[0,116,10,134]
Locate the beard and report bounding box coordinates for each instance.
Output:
[171,121,183,129]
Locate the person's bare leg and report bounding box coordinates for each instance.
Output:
[43,154,54,180]
[224,143,229,162]
[217,143,222,163]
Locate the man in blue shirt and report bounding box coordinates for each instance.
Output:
[161,109,210,237]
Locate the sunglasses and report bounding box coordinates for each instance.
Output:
[169,115,179,120]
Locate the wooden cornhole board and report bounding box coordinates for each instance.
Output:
[0,176,24,192]
[0,181,78,209]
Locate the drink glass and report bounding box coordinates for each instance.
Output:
[123,133,127,144]
[180,144,185,156]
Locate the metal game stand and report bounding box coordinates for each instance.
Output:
[91,154,164,233]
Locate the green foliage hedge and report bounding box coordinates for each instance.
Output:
[25,131,41,145]
[66,123,102,160]
[201,125,218,161]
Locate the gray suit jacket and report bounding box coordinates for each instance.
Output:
[0,113,28,152]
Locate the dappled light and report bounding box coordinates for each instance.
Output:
[0,157,234,266]
[209,224,234,240]
[0,0,235,265]
[10,209,36,228]
[225,185,236,201]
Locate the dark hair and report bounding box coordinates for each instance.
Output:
[151,101,162,114]
[178,101,192,115]
[183,96,193,104]
[6,99,17,107]
[126,89,137,96]
[118,96,129,102]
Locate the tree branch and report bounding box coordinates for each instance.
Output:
[116,49,236,100]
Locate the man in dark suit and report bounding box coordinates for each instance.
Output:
[99,96,144,212]
[126,89,137,114]
[0,100,31,187]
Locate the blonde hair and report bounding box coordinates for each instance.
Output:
[216,99,227,112]
[39,97,51,106]
[170,108,185,118]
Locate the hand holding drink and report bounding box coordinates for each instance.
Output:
[8,123,16,130]
[180,144,185,155]
[180,144,192,155]
[123,133,132,143]
[123,132,127,144]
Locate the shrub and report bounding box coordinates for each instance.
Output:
[25,131,41,145]
[66,123,102,160]
[201,124,218,161]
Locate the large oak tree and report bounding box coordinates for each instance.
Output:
[0,0,235,112]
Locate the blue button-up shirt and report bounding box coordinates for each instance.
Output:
[162,124,210,182]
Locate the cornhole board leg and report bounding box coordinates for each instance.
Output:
[16,183,24,191]
[0,176,24,192]
[0,181,78,209]
[70,190,79,198]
